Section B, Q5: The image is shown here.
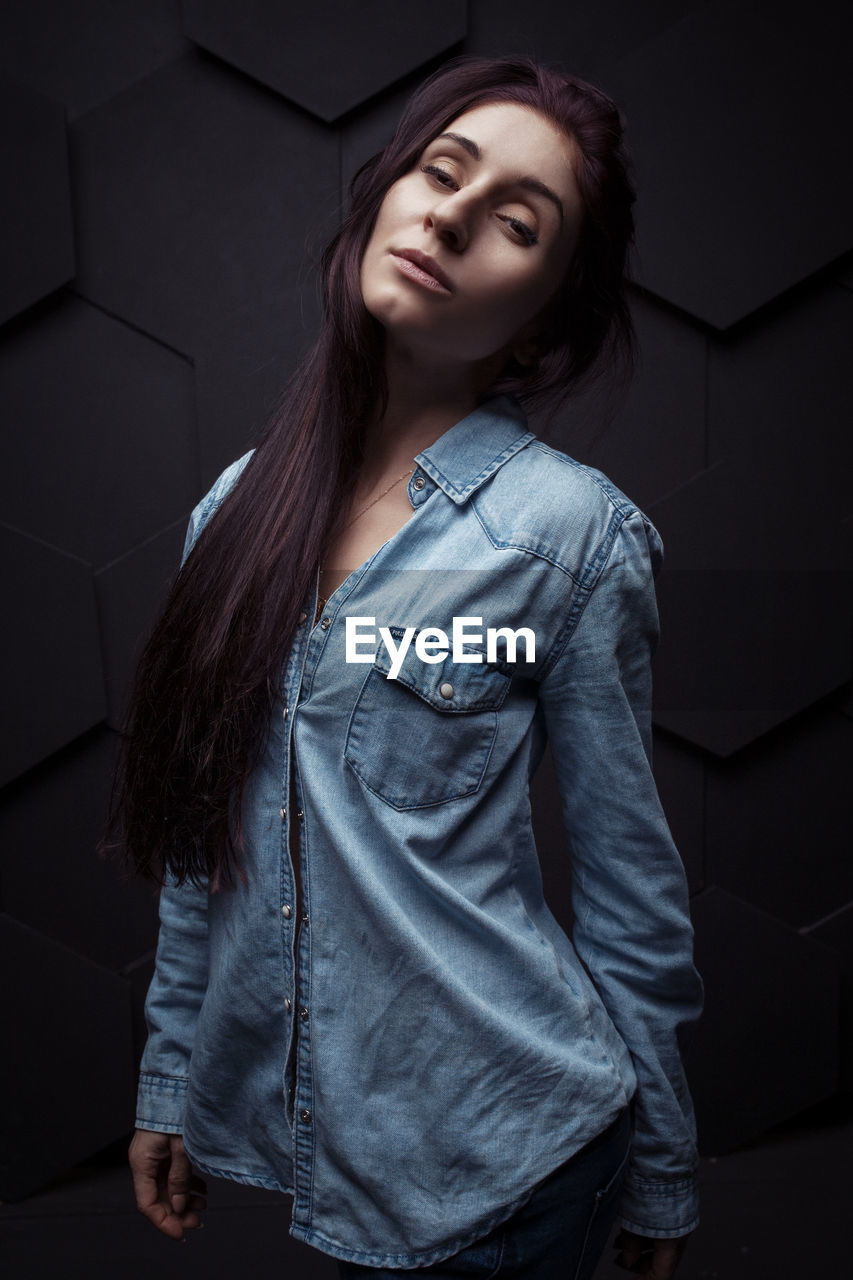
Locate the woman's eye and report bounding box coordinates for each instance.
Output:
[501,216,538,247]
[421,163,458,189]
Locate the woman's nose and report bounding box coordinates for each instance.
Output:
[424,197,469,252]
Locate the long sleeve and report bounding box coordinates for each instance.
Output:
[132,463,247,1135]
[135,874,210,1133]
[537,509,703,1237]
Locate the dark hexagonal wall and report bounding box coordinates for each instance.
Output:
[1,0,851,1216]
[705,706,853,930]
[0,728,157,969]
[543,291,707,510]
[0,296,198,568]
[0,0,190,119]
[809,903,853,1094]
[70,50,338,480]
[95,518,187,727]
[0,913,135,1201]
[182,0,467,123]
[686,888,840,1155]
[465,0,710,78]
[648,455,852,755]
[0,525,105,785]
[600,0,853,328]
[0,75,74,324]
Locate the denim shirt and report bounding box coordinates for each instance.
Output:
[136,394,703,1267]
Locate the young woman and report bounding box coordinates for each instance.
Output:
[113,55,702,1280]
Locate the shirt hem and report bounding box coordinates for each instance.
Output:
[288,1106,630,1268]
[183,1147,294,1196]
[289,1184,536,1271]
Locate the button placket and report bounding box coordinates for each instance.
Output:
[280,599,315,1162]
[291,892,316,1218]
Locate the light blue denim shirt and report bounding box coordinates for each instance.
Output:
[136,394,703,1267]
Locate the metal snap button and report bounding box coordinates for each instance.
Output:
[298,611,307,623]
[281,904,292,919]
[413,474,426,490]
[299,1006,309,1021]
[279,806,287,820]
[284,997,292,1012]
[300,1108,312,1124]
[439,682,454,699]
[320,616,331,630]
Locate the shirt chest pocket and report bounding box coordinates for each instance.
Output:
[344,629,511,810]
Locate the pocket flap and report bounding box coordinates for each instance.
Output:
[371,626,511,712]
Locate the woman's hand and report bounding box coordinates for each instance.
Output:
[613,1228,690,1277]
[129,1128,207,1240]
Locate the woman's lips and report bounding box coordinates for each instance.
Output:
[390,250,453,295]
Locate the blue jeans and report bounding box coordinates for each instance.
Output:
[336,1107,632,1280]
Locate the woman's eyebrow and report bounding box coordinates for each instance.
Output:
[433,132,565,223]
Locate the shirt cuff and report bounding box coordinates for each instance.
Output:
[617,1173,700,1238]
[135,1071,189,1134]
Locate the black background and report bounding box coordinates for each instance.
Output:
[1,0,851,1274]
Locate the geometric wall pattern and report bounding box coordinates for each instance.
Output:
[0,0,850,1200]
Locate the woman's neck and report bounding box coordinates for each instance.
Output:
[363,339,504,472]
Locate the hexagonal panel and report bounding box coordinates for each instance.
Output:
[341,82,410,194]
[705,708,853,929]
[542,291,707,511]
[182,0,467,122]
[708,283,853,519]
[0,525,105,785]
[649,459,852,755]
[193,285,331,486]
[0,728,158,969]
[0,76,74,324]
[685,888,839,1155]
[95,517,186,728]
[466,0,707,79]
[601,0,853,327]
[0,0,190,119]
[71,52,337,460]
[0,913,134,1201]
[0,296,198,568]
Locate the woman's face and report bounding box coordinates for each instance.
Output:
[360,100,585,372]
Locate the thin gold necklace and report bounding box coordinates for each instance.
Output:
[314,463,415,624]
[344,463,416,531]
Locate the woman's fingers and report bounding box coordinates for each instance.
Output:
[166,1137,195,1214]
[129,1128,206,1240]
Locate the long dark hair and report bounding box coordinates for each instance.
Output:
[105,55,637,887]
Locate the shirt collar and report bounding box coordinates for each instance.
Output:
[414,395,536,505]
